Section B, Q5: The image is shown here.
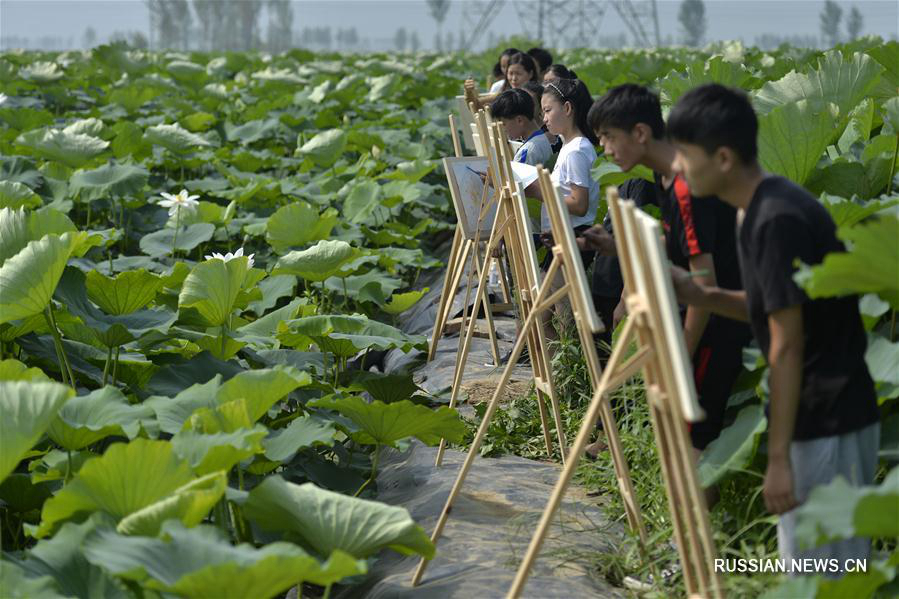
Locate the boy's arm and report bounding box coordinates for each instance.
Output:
[683,253,715,356]
[671,265,749,322]
[763,305,804,515]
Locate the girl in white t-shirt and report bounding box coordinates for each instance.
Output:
[529,77,600,345]
[538,78,599,233]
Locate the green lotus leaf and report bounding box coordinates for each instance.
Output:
[116,471,227,536]
[659,56,756,106]
[795,466,899,550]
[753,50,884,116]
[146,366,309,435]
[145,123,213,154]
[757,100,839,185]
[343,179,388,225]
[246,275,297,316]
[385,158,436,182]
[16,128,109,168]
[295,129,346,167]
[0,381,72,483]
[224,118,281,144]
[178,256,251,326]
[382,288,428,314]
[14,516,129,599]
[139,222,216,257]
[263,415,337,463]
[145,376,222,435]
[342,371,424,404]
[697,403,767,487]
[167,60,208,87]
[817,194,899,228]
[85,269,163,315]
[63,119,105,138]
[278,314,426,357]
[55,267,177,347]
[883,96,899,132]
[309,396,465,448]
[235,298,311,347]
[795,216,899,308]
[110,121,153,159]
[0,233,81,325]
[0,180,41,210]
[47,386,156,451]
[324,270,403,305]
[0,358,49,381]
[171,426,267,475]
[0,207,78,266]
[186,398,256,434]
[69,163,149,202]
[265,202,338,254]
[243,476,435,559]
[272,239,360,282]
[108,84,161,113]
[0,559,67,599]
[181,111,217,132]
[865,334,899,387]
[216,365,311,416]
[82,520,366,596]
[35,439,195,538]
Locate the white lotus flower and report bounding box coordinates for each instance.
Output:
[205,246,254,268]
[158,189,199,216]
[0,93,7,106]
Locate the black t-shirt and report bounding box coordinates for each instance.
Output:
[592,178,655,298]
[654,173,751,347]
[739,175,879,441]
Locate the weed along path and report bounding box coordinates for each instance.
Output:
[344,253,627,598]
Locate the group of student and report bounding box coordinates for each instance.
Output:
[465,48,881,576]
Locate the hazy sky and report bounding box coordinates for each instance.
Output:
[1,0,897,49]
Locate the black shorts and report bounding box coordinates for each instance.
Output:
[688,342,745,450]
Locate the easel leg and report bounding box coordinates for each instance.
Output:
[428,230,469,362]
[496,252,513,304]
[413,259,565,586]
[474,244,502,366]
[507,317,644,598]
[434,218,513,466]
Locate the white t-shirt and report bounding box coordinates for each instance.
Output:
[489,79,506,94]
[514,129,553,167]
[544,136,599,232]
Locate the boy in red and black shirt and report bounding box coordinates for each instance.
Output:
[582,84,752,469]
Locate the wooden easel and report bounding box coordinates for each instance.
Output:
[428,114,511,366]
[413,167,651,587]
[506,187,723,598]
[432,113,567,468]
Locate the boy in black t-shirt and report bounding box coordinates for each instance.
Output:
[667,84,880,573]
[580,85,752,470]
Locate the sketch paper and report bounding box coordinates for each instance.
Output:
[443,156,497,240]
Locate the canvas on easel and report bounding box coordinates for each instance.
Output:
[505,187,722,599]
[443,156,497,240]
[427,117,503,366]
[412,164,651,590]
[430,114,571,469]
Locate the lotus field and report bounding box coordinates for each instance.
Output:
[0,38,897,598]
